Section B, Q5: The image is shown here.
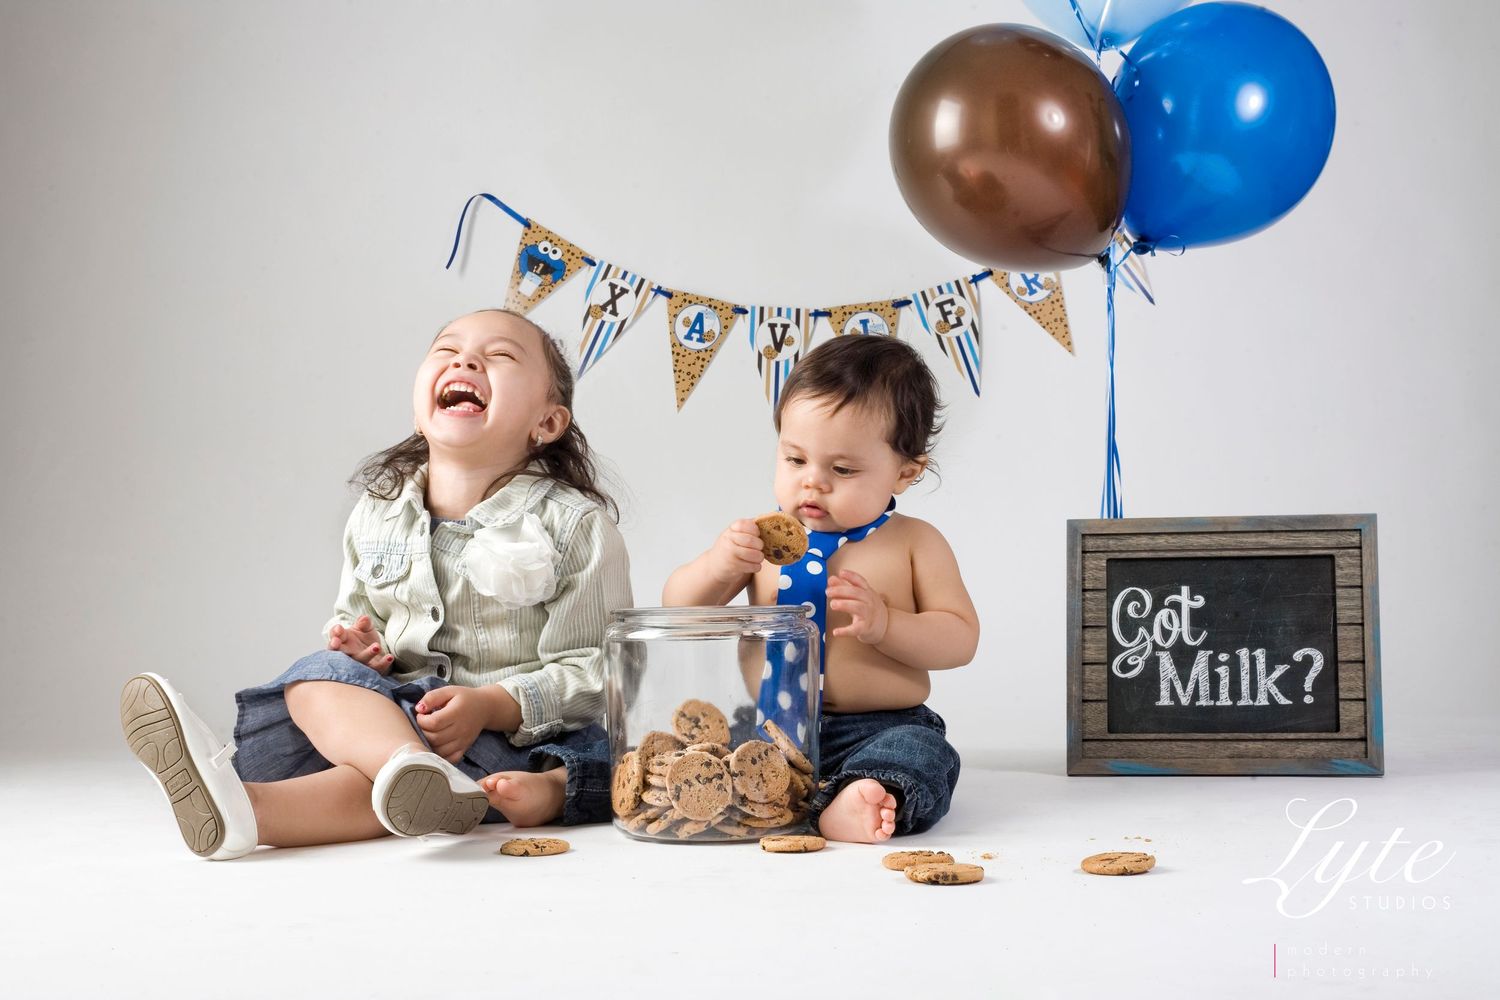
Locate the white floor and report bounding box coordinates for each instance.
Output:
[4,736,1496,998]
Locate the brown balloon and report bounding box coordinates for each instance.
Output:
[890,24,1131,272]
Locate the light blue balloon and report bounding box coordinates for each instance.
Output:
[1025,0,1190,51]
[1115,2,1336,250]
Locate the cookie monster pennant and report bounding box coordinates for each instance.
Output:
[823,300,902,339]
[578,261,655,378]
[991,271,1074,354]
[746,306,814,409]
[505,222,588,315]
[665,291,740,410]
[911,279,983,396]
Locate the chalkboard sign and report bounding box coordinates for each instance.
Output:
[1066,515,1383,776]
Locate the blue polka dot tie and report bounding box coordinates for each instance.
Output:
[755,498,895,747]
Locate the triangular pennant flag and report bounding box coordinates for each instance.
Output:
[992,271,1074,354]
[823,300,902,339]
[746,306,814,409]
[577,261,655,377]
[665,291,740,410]
[504,221,588,315]
[911,279,983,396]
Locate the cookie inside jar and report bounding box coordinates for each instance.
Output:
[605,607,820,843]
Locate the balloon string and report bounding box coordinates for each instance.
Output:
[1066,0,1106,60]
[1094,0,1115,59]
[1099,238,1137,519]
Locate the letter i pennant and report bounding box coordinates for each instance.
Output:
[745,306,813,410]
[991,271,1074,354]
[665,292,740,410]
[911,279,983,396]
[823,300,902,339]
[505,221,589,315]
[578,261,654,377]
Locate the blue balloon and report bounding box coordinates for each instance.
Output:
[1025,0,1189,52]
[1114,2,1336,250]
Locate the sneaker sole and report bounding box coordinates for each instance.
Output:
[379,763,488,837]
[120,674,225,858]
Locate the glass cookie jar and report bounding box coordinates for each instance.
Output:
[605,606,820,843]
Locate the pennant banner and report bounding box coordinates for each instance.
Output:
[746,306,814,409]
[505,222,588,315]
[912,279,983,397]
[666,292,740,410]
[578,261,654,377]
[444,193,1103,408]
[993,271,1074,354]
[824,300,902,339]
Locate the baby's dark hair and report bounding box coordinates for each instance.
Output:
[352,309,618,519]
[773,334,944,469]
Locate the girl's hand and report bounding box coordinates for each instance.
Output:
[709,519,765,584]
[827,570,890,645]
[327,615,396,674]
[414,687,488,763]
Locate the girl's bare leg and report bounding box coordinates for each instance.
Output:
[245,766,388,847]
[283,679,425,780]
[245,681,482,848]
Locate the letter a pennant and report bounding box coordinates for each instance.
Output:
[665,292,740,410]
[577,261,655,377]
[745,306,814,410]
[504,221,588,315]
[911,279,983,396]
[991,271,1074,354]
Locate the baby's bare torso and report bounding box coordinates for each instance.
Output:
[748,513,930,713]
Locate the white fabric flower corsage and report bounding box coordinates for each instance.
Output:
[461,512,558,609]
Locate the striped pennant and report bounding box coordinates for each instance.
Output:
[745,306,814,409]
[577,261,654,377]
[911,279,983,396]
[1114,229,1155,305]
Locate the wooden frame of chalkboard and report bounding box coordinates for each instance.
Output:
[1066,515,1383,776]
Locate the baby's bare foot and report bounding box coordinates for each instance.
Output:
[816,778,897,843]
[479,768,566,827]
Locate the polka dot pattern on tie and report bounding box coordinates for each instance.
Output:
[756,498,896,743]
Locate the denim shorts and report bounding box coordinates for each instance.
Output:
[232,649,610,825]
[807,703,961,837]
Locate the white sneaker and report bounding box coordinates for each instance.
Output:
[120,673,258,861]
[371,744,489,837]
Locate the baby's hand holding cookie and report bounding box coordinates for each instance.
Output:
[827,570,889,644]
[708,518,766,583]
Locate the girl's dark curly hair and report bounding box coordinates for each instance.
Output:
[351,309,618,519]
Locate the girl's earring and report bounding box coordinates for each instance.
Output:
[415,427,425,438]
[534,434,545,448]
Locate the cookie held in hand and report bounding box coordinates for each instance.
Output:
[755,512,808,566]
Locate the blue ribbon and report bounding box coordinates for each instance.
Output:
[445,193,530,270]
[1098,238,1148,519]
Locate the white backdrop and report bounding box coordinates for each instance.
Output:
[3,0,1495,761]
